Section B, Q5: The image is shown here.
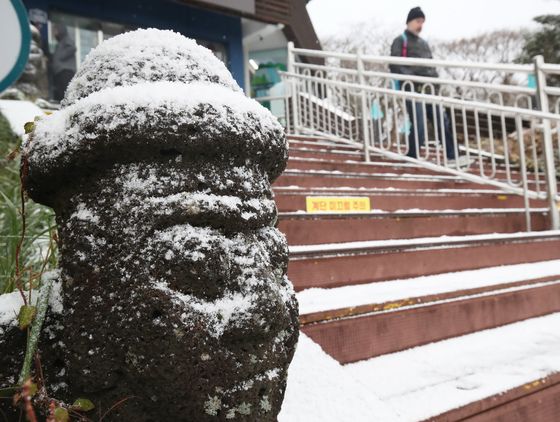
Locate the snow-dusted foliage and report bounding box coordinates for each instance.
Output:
[0,271,66,416]
[18,28,298,420]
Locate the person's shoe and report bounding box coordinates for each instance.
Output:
[447,156,474,168]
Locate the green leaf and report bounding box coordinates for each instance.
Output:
[73,398,95,412]
[0,386,17,398]
[18,305,36,330]
[54,407,69,422]
[26,382,37,397]
[23,121,35,134]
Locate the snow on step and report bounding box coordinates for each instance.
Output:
[283,169,460,180]
[344,312,560,421]
[298,259,560,315]
[274,186,507,193]
[281,207,547,217]
[288,156,420,166]
[279,334,402,422]
[289,230,560,255]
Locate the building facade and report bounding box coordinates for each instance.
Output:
[22,0,321,104]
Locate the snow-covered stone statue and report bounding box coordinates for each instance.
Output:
[20,29,298,420]
[1,24,48,101]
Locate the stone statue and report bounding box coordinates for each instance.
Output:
[7,28,298,421]
[1,24,48,101]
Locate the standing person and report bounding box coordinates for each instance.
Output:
[389,7,467,165]
[51,23,76,102]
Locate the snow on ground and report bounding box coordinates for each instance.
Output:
[0,271,62,329]
[345,312,560,421]
[298,259,560,314]
[0,99,44,137]
[279,334,402,421]
[0,290,26,326]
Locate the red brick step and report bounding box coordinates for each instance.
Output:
[273,187,546,212]
[302,276,560,363]
[279,209,548,245]
[288,232,560,290]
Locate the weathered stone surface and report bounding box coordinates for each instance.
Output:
[16,28,298,421]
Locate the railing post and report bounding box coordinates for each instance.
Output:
[357,51,371,162]
[287,41,300,134]
[534,55,560,230]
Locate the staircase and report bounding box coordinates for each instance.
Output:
[276,134,560,421]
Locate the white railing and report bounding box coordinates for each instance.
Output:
[271,42,560,231]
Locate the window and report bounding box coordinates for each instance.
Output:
[48,12,136,67]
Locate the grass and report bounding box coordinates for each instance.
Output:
[0,111,57,294]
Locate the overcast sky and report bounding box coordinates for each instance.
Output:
[307,0,560,41]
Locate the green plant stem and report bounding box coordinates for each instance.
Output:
[18,279,52,385]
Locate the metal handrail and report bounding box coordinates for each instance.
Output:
[290,45,560,102]
[292,62,536,97]
[291,58,560,101]
[283,42,560,230]
[283,71,560,121]
[290,45,560,75]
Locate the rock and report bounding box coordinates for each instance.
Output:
[20,28,298,421]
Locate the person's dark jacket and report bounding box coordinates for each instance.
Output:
[389,30,438,78]
[52,26,76,76]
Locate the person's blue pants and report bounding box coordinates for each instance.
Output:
[405,101,456,160]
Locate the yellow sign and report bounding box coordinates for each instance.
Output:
[305,196,371,213]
